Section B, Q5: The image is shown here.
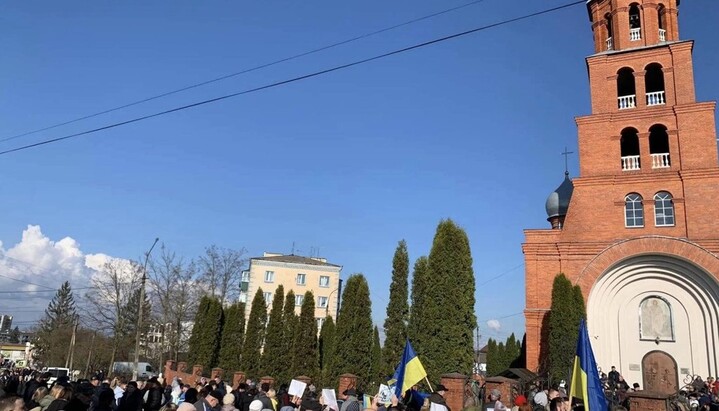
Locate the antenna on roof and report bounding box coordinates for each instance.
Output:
[291,242,295,256]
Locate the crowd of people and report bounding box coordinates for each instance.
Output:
[0,369,446,411]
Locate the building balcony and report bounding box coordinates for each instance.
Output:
[647,91,666,106]
[630,28,642,41]
[618,95,637,110]
[622,155,641,171]
[659,29,667,42]
[606,37,613,51]
[651,153,671,169]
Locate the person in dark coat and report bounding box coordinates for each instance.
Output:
[194,390,222,411]
[23,373,49,404]
[144,379,163,411]
[118,382,144,411]
[428,385,450,411]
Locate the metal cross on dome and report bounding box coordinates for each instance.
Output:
[561,146,574,176]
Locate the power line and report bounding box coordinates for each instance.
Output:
[0,286,94,294]
[0,273,55,290]
[0,0,491,144]
[478,262,524,286]
[0,0,584,157]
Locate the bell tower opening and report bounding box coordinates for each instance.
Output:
[617,68,637,109]
[621,128,641,171]
[645,63,666,106]
[629,3,642,42]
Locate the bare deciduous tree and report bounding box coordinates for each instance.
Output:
[147,245,200,361]
[198,245,247,305]
[84,259,142,370]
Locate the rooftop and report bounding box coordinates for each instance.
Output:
[251,253,341,268]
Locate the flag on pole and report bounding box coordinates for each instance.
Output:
[570,319,608,411]
[391,340,428,398]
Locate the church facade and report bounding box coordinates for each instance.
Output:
[523,0,719,393]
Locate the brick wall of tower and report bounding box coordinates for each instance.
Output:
[523,1,719,373]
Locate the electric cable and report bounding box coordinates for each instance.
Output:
[0,0,585,156]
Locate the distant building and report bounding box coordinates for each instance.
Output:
[0,315,12,332]
[240,253,342,329]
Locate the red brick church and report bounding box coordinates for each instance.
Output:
[523,0,718,393]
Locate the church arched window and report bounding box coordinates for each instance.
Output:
[625,193,644,227]
[617,68,637,109]
[649,124,670,168]
[629,4,642,41]
[645,63,666,106]
[639,296,674,341]
[605,13,614,50]
[658,4,667,41]
[621,128,641,170]
[654,191,675,226]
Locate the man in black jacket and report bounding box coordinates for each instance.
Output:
[144,379,164,411]
[22,372,48,404]
[428,384,450,411]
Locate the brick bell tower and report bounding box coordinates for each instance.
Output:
[523,0,719,388]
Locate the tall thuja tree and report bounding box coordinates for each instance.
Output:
[219,302,245,372]
[418,220,476,383]
[187,296,211,365]
[547,274,585,384]
[242,288,268,379]
[318,316,336,387]
[382,240,409,378]
[261,285,286,378]
[186,295,223,367]
[290,291,319,381]
[369,326,383,391]
[331,274,374,388]
[407,257,429,348]
[37,281,78,365]
[486,338,498,376]
[278,290,298,384]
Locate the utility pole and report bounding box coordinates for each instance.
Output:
[66,318,78,370]
[85,332,96,379]
[132,237,159,381]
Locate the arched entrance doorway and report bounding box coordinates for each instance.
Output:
[642,350,678,394]
[586,254,719,387]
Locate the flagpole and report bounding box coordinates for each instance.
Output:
[424,376,434,392]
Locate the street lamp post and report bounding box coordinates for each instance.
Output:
[132,237,159,381]
[326,288,339,318]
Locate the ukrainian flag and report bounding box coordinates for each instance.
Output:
[570,319,608,411]
[391,340,428,398]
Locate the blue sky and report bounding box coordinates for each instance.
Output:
[0,1,717,344]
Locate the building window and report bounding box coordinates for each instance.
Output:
[617,68,637,109]
[625,193,644,227]
[296,273,306,286]
[649,124,670,168]
[654,192,675,227]
[264,271,274,283]
[319,276,330,288]
[239,293,248,304]
[621,127,641,171]
[318,296,328,308]
[317,317,325,330]
[295,295,304,306]
[263,292,272,304]
[645,63,666,106]
[241,270,250,282]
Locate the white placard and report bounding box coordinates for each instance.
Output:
[288,379,307,398]
[322,389,338,411]
[378,384,393,404]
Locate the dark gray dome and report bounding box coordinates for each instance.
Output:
[545,173,574,219]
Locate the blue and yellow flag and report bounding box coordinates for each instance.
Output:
[570,319,608,411]
[391,340,428,398]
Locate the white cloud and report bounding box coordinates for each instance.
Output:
[486,319,501,332]
[0,225,121,324]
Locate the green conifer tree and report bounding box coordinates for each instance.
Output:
[290,291,319,381]
[331,274,374,389]
[186,295,223,367]
[369,326,383,391]
[319,316,336,387]
[547,274,585,384]
[418,220,476,383]
[486,338,498,376]
[219,302,245,372]
[278,290,298,385]
[382,240,409,378]
[187,296,210,366]
[261,285,286,378]
[37,281,78,365]
[242,288,268,379]
[407,257,429,356]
